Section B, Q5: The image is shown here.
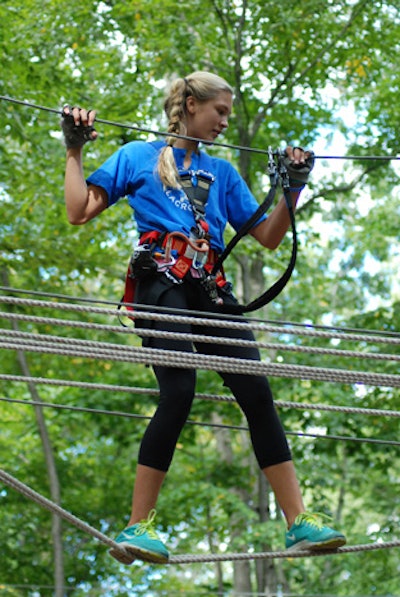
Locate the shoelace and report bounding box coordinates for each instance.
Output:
[294,511,333,529]
[134,508,160,539]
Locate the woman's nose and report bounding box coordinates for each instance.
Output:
[221,116,229,129]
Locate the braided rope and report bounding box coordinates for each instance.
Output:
[0,469,128,556]
[2,335,400,388]
[1,373,399,418]
[1,295,400,345]
[2,323,400,363]
[1,469,398,565]
[170,539,400,563]
[2,286,400,341]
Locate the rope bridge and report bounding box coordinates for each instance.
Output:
[1,470,399,564]
[1,294,400,387]
[1,290,399,564]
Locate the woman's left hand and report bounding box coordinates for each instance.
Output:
[283,146,315,186]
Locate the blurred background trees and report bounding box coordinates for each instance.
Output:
[0,0,399,595]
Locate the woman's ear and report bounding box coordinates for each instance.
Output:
[185,95,197,114]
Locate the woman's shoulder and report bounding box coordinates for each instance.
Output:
[201,150,241,180]
[119,139,164,154]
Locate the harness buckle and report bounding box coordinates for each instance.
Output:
[129,244,158,279]
[199,273,223,305]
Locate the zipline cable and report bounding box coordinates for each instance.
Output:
[1,95,399,161]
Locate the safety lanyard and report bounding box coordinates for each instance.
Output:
[212,150,297,314]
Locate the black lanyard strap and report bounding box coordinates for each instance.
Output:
[214,151,298,315]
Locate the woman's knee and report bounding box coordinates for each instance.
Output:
[222,373,273,402]
[155,366,196,409]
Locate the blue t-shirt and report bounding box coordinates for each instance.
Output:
[87,140,264,253]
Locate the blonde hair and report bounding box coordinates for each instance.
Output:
[157,71,233,188]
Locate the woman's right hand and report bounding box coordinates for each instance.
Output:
[61,106,98,149]
[62,106,107,225]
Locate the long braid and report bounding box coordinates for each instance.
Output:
[157,72,233,189]
[157,78,187,189]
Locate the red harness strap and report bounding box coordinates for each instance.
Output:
[121,231,226,315]
[121,231,162,311]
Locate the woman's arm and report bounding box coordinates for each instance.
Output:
[250,146,314,249]
[64,147,108,225]
[62,107,108,225]
[250,190,301,249]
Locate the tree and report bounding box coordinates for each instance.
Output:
[1,0,399,594]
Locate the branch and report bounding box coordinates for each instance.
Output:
[297,161,384,215]
[251,0,371,140]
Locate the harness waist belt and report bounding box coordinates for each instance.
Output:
[140,230,222,278]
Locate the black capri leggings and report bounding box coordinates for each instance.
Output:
[134,274,292,472]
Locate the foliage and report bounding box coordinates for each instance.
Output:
[1,0,399,595]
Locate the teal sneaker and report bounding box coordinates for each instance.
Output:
[109,509,169,565]
[286,512,346,551]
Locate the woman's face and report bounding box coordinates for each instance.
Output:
[185,90,232,143]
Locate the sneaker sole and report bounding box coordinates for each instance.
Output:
[109,542,169,565]
[287,536,347,552]
[109,546,136,565]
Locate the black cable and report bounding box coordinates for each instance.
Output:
[1,94,399,161]
[1,396,398,447]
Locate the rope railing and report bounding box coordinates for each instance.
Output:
[1,295,400,344]
[1,323,400,363]
[2,286,400,340]
[1,292,399,388]
[1,373,399,419]
[2,335,400,388]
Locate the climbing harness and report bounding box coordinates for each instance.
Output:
[121,149,298,316]
[121,167,227,313]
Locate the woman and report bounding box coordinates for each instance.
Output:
[62,71,346,565]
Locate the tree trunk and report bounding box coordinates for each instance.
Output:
[2,272,65,596]
[211,412,254,594]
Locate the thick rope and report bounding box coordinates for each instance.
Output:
[2,335,400,388]
[1,295,400,345]
[4,286,400,338]
[1,469,399,565]
[2,324,400,363]
[170,539,400,563]
[0,469,129,557]
[3,286,400,340]
[1,373,399,418]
